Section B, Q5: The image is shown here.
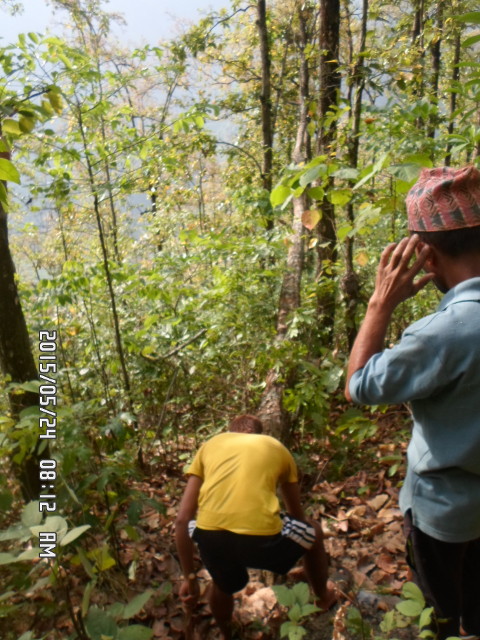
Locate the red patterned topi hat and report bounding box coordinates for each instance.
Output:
[406,165,480,232]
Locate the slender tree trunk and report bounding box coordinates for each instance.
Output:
[0,149,43,500]
[412,0,426,131]
[445,30,461,166]
[343,0,368,351]
[315,0,340,344]
[256,0,275,229]
[76,106,136,426]
[257,6,311,441]
[96,70,121,262]
[474,109,480,162]
[427,1,443,145]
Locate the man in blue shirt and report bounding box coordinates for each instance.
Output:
[345,166,480,639]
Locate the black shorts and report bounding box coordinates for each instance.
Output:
[404,510,480,639]
[190,515,315,595]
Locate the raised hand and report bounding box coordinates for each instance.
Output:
[370,235,435,313]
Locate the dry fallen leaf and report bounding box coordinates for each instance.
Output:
[237,587,278,625]
[367,494,390,511]
[376,552,397,575]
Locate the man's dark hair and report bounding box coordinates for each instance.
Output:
[415,225,480,258]
[229,414,263,434]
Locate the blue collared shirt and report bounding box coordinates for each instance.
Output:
[349,277,480,542]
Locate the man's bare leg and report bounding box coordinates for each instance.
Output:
[303,521,337,610]
[210,583,234,640]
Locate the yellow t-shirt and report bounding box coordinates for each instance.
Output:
[187,432,298,535]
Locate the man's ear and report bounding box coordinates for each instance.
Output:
[416,241,438,272]
[423,243,440,273]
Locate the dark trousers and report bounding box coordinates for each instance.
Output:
[404,510,480,639]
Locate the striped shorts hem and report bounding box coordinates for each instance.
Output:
[281,514,315,550]
[188,514,315,550]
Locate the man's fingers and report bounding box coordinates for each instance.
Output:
[412,272,435,294]
[379,242,398,268]
[396,235,421,268]
[407,244,431,277]
[380,235,421,272]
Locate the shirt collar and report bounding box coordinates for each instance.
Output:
[437,277,480,311]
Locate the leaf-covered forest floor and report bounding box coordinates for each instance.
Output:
[3,407,421,640]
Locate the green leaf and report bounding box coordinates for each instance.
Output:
[122,590,153,619]
[17,547,42,561]
[455,12,480,24]
[337,224,354,241]
[44,515,68,534]
[380,610,396,633]
[88,545,116,571]
[293,185,305,198]
[127,500,143,526]
[300,604,320,617]
[299,164,325,187]
[288,603,302,623]
[353,153,389,190]
[0,552,16,565]
[395,179,415,194]
[307,186,324,200]
[419,606,434,630]
[332,168,359,180]
[0,158,21,184]
[75,547,96,579]
[19,116,35,134]
[396,599,424,617]
[143,314,159,330]
[47,91,63,114]
[0,590,15,603]
[84,607,118,640]
[82,580,97,618]
[388,163,422,183]
[462,34,480,48]
[0,182,7,207]
[280,622,306,640]
[0,523,30,542]
[117,626,154,640]
[2,119,22,136]
[270,185,291,208]
[292,582,310,607]
[8,380,41,394]
[402,581,425,606]
[58,53,73,68]
[272,585,295,608]
[403,153,433,168]
[107,602,125,619]
[21,501,43,527]
[60,524,91,547]
[328,189,352,206]
[0,490,13,511]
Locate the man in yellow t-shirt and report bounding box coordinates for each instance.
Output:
[175,414,336,640]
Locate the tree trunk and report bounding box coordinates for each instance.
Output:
[76,105,136,427]
[427,1,443,145]
[445,30,461,166]
[257,6,311,441]
[256,0,275,229]
[0,150,43,501]
[412,0,426,131]
[315,0,340,344]
[343,0,368,351]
